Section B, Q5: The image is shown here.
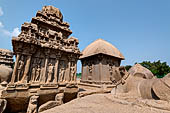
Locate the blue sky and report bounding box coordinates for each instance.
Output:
[0,0,170,72]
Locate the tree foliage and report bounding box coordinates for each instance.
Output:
[76,73,81,78]
[125,65,132,71]
[138,60,170,78]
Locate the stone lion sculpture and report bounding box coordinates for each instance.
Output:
[27,95,39,113]
[0,99,7,113]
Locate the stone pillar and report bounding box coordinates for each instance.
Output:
[21,55,32,83]
[65,56,72,82]
[53,58,59,83]
[10,53,21,84]
[67,60,71,82]
[42,56,49,83]
[99,62,102,82]
[74,61,77,82]
[98,54,103,82]
[81,61,84,80]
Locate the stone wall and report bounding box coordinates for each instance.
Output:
[81,54,121,85]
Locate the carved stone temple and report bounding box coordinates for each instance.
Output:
[79,39,125,88]
[0,49,14,68]
[0,49,13,84]
[0,6,80,113]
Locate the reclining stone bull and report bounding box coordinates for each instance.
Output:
[114,64,170,102]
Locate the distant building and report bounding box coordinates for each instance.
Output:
[80,39,125,86]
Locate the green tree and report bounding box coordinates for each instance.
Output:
[76,73,81,78]
[125,65,132,71]
[139,60,170,78]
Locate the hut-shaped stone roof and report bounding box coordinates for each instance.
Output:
[80,39,125,59]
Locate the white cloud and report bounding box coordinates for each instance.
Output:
[11,28,20,37]
[1,27,20,37]
[0,21,4,28]
[0,7,20,38]
[0,7,3,16]
[0,21,20,37]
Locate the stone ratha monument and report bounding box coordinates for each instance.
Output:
[0,5,80,113]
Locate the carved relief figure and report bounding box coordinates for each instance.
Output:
[31,65,36,82]
[59,61,65,82]
[107,58,117,83]
[35,65,41,82]
[17,56,25,82]
[109,61,115,83]
[88,62,92,73]
[87,61,93,80]
[47,63,54,83]
[70,63,76,82]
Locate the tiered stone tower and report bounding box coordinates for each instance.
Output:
[1,6,80,113]
[10,6,80,86]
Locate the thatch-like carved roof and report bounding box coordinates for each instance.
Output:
[80,39,125,59]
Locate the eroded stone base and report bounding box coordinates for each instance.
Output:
[1,83,78,113]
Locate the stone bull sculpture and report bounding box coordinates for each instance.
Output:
[0,65,13,84]
[115,64,170,102]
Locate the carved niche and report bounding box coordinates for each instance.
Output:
[16,55,26,82]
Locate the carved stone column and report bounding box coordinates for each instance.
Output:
[41,49,50,83]
[66,56,72,82]
[74,61,77,82]
[10,53,21,84]
[42,56,49,83]
[98,54,103,82]
[68,61,71,82]
[53,55,61,83]
[99,62,102,82]
[21,54,32,83]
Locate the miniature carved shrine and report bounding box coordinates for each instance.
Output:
[0,49,13,84]
[79,39,125,88]
[0,6,80,113]
[0,49,14,68]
